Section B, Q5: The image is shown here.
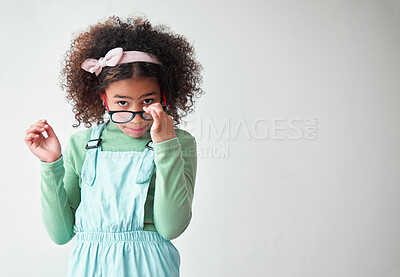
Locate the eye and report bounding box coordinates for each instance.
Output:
[143,99,153,104]
[118,101,128,107]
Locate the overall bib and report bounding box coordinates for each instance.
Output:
[68,122,180,277]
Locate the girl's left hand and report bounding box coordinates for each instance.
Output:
[143,103,176,143]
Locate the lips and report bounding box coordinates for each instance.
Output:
[128,126,145,131]
[125,126,146,134]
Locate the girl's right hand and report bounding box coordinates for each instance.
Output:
[25,119,62,163]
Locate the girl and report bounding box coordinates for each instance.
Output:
[24,16,203,276]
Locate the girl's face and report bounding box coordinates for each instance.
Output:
[104,76,161,138]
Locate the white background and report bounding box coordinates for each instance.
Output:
[1,0,400,276]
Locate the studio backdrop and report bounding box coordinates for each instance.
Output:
[1,0,400,276]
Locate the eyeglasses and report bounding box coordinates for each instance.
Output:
[102,92,167,124]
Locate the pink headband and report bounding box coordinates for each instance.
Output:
[81,47,161,76]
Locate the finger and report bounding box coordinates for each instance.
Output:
[25,132,39,142]
[145,103,164,119]
[151,102,164,114]
[24,132,40,148]
[43,123,57,138]
[26,121,47,135]
[26,126,45,135]
[149,109,161,130]
[26,125,47,136]
[144,102,163,111]
[30,119,47,128]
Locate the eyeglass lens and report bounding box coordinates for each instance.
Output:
[111,111,153,123]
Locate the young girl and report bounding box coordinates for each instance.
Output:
[24,16,203,276]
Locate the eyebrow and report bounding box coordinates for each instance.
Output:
[113,92,157,100]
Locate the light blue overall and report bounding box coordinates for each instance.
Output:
[68,122,180,276]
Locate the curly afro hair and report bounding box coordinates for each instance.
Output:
[60,15,204,128]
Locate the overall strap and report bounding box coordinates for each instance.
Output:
[85,123,107,149]
[81,123,107,186]
[135,140,155,184]
[145,140,154,150]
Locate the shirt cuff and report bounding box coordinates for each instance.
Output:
[152,137,180,154]
[40,155,64,172]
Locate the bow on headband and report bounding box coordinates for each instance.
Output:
[81,47,161,76]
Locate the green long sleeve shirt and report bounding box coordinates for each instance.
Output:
[39,120,197,245]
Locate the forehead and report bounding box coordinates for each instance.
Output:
[106,77,160,98]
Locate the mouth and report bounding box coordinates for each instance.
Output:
[125,126,147,134]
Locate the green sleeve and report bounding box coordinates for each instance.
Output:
[152,131,197,240]
[40,141,81,245]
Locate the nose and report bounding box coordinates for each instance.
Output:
[130,112,143,124]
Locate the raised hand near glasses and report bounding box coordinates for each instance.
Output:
[143,102,176,144]
[24,119,62,163]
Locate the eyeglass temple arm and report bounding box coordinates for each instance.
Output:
[102,92,110,111]
[162,91,167,106]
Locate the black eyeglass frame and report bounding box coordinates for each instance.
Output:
[102,91,167,124]
[108,105,167,124]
